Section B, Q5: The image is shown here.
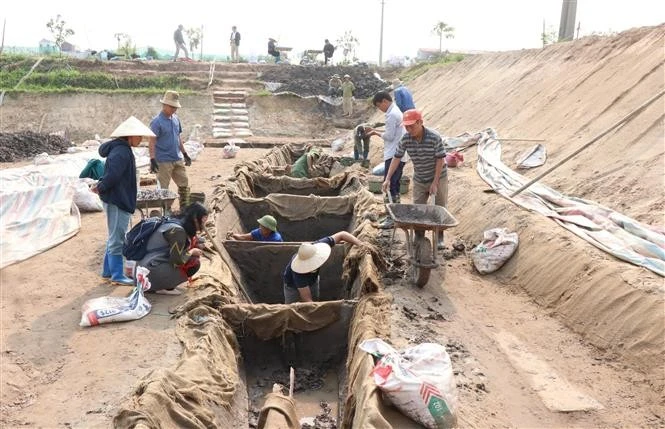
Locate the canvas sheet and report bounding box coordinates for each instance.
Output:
[0,148,151,268]
[476,129,664,276]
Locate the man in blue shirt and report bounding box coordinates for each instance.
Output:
[149,90,192,210]
[229,215,284,242]
[391,78,415,113]
[282,231,363,303]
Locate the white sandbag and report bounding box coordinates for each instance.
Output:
[80,266,152,327]
[331,138,345,152]
[222,141,240,159]
[360,338,458,429]
[73,181,103,212]
[471,227,519,274]
[372,163,385,176]
[34,152,54,165]
[183,140,204,161]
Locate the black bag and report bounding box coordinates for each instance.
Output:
[122,217,175,261]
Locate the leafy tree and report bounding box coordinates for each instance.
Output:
[46,15,75,54]
[541,25,557,47]
[145,46,160,60]
[335,30,359,65]
[185,27,202,55]
[115,33,135,58]
[432,21,454,53]
[114,33,128,51]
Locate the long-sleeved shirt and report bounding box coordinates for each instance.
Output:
[96,138,137,213]
[381,103,406,161]
[341,81,355,98]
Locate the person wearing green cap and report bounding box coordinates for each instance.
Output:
[229,215,283,242]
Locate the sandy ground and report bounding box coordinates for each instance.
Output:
[1,24,664,428]
[1,144,662,428]
[0,148,267,427]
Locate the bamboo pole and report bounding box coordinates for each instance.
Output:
[289,367,295,397]
[510,90,665,197]
[497,138,546,142]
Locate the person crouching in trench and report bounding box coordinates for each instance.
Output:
[134,202,209,294]
[282,231,363,303]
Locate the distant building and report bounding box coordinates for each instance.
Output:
[39,39,57,54]
[61,41,76,52]
[416,48,442,61]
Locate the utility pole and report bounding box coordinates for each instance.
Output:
[379,0,385,66]
[558,0,577,42]
[0,18,6,56]
[200,25,204,61]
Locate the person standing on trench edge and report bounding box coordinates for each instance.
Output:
[282,231,363,303]
[366,91,408,228]
[149,90,192,211]
[92,116,156,285]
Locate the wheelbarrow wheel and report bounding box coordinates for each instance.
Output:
[411,236,432,288]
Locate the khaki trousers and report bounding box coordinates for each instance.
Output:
[342,97,353,115]
[412,175,448,241]
[412,175,448,207]
[230,43,239,62]
[156,160,189,189]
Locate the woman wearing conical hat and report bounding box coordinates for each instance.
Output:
[92,116,155,285]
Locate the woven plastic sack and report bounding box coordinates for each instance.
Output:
[471,228,519,274]
[360,338,458,429]
[80,266,152,327]
[222,141,240,159]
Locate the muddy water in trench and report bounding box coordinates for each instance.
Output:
[247,370,339,428]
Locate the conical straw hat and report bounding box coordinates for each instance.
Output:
[291,242,332,273]
[110,116,156,138]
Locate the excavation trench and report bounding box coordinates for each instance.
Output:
[112,145,400,428]
[223,300,356,428]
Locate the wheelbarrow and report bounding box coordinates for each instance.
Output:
[386,196,459,287]
[136,188,178,218]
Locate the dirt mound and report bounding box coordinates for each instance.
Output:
[260,65,389,98]
[0,131,72,162]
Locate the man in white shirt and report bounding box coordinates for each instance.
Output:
[366,91,408,228]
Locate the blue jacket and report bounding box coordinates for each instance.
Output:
[394,86,415,113]
[96,138,137,213]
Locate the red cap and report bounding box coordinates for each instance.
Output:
[402,109,422,126]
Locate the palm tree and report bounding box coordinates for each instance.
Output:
[432,21,455,53]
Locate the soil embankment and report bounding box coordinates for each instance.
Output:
[0,93,213,143]
[389,24,664,389]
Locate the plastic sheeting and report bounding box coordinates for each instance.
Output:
[0,148,151,268]
[476,129,664,276]
[0,171,81,268]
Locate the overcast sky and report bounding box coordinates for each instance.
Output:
[2,0,663,61]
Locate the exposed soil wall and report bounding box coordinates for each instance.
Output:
[0,92,213,143]
[368,25,664,388]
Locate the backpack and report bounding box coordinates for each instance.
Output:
[123,217,177,261]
